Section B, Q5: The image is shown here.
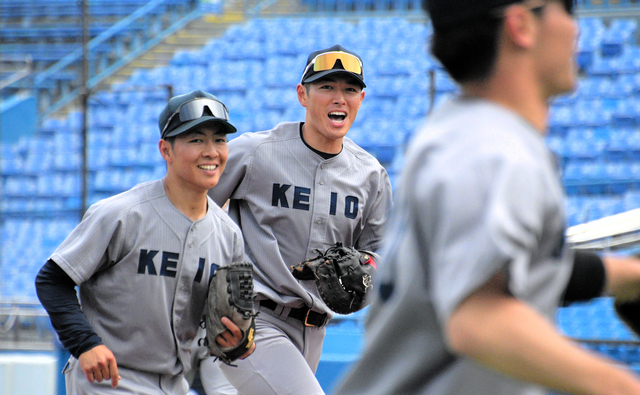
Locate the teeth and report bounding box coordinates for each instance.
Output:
[329,111,347,122]
[199,165,218,171]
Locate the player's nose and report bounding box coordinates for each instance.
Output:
[202,140,219,158]
[332,90,346,105]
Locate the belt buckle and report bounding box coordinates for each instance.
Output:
[304,309,316,327]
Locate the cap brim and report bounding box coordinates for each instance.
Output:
[302,69,366,88]
[163,116,237,139]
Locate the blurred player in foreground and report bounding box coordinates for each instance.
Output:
[197,44,392,395]
[35,90,253,394]
[336,1,640,394]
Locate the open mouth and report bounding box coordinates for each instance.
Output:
[328,111,347,122]
[199,165,218,171]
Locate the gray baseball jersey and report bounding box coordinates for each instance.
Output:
[51,179,245,376]
[336,97,574,395]
[208,121,393,315]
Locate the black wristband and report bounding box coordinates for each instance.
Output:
[562,250,606,305]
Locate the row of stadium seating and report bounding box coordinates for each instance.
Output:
[5,15,640,211]
[0,0,170,21]
[0,0,201,116]
[2,16,640,377]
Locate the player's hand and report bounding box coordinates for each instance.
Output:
[216,316,256,359]
[78,344,121,388]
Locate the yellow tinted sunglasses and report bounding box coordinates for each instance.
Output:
[302,51,363,79]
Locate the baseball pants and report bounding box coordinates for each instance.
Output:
[218,303,327,395]
[64,356,189,394]
[198,357,238,395]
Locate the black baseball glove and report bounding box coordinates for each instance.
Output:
[290,242,376,314]
[204,262,257,365]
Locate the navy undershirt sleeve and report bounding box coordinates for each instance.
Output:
[562,250,607,305]
[35,259,103,358]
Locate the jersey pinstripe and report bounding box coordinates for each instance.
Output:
[208,121,392,316]
[51,179,245,376]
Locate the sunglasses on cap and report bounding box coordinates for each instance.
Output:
[161,98,230,138]
[301,51,363,81]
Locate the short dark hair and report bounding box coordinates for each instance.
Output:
[430,15,503,84]
[163,134,177,147]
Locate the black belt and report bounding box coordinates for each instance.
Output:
[259,299,328,327]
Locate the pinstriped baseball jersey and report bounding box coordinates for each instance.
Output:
[336,97,574,395]
[51,179,245,375]
[208,121,392,316]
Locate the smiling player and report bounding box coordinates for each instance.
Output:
[35,90,254,394]
[194,45,393,395]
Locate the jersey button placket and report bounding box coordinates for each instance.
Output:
[310,163,329,245]
[174,225,198,336]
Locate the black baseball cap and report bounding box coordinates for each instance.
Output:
[158,90,237,139]
[425,0,575,30]
[300,45,366,88]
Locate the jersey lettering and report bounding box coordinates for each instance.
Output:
[138,249,159,275]
[137,250,214,281]
[160,252,179,278]
[272,184,291,208]
[330,192,337,215]
[194,257,206,283]
[209,263,220,281]
[271,183,359,219]
[292,187,311,211]
[345,195,359,219]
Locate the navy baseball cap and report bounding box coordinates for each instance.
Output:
[425,0,575,30]
[300,45,366,88]
[158,90,237,139]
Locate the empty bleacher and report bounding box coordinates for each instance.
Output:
[1,0,202,122]
[4,1,640,394]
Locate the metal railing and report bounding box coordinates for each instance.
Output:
[1,0,202,123]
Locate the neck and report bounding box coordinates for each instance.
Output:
[463,81,549,134]
[162,177,208,221]
[463,56,550,134]
[301,123,343,154]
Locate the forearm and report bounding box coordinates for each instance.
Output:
[35,260,103,358]
[603,255,640,303]
[447,275,640,395]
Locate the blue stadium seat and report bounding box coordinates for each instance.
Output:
[265,56,304,88]
[170,50,206,67]
[623,190,640,211]
[0,146,24,175]
[601,18,638,58]
[110,147,139,167]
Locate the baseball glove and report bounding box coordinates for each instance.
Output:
[290,242,376,314]
[205,262,257,365]
[614,298,640,338]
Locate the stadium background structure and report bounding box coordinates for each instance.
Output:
[3,0,640,394]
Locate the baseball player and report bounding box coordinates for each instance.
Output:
[35,90,254,394]
[196,44,393,395]
[335,1,640,395]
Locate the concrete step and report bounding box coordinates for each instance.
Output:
[102,11,246,87]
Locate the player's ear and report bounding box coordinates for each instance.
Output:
[159,139,173,162]
[297,83,309,108]
[503,3,537,49]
